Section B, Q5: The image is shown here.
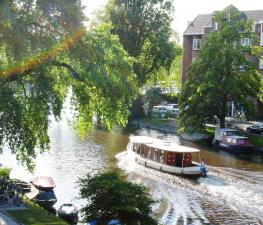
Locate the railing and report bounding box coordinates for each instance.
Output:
[0,178,23,207]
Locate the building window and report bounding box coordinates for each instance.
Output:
[239,65,245,72]
[241,38,251,46]
[193,39,201,50]
[259,59,263,69]
[215,22,218,30]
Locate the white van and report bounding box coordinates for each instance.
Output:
[152,106,168,117]
[166,104,179,111]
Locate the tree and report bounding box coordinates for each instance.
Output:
[143,87,166,116]
[105,0,180,85]
[179,6,262,131]
[0,0,136,169]
[79,172,158,225]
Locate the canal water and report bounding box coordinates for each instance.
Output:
[0,119,263,225]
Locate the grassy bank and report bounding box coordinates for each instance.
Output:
[9,200,68,225]
[141,117,177,127]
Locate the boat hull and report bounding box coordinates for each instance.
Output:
[57,204,78,224]
[32,191,57,209]
[219,143,254,152]
[135,155,203,177]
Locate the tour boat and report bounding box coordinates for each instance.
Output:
[129,136,207,177]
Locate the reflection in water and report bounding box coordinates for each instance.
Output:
[0,123,263,225]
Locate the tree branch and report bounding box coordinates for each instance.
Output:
[52,61,81,80]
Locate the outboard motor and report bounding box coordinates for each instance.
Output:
[200,165,207,177]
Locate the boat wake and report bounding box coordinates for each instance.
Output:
[116,150,263,225]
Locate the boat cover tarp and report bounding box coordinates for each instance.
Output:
[30,176,56,190]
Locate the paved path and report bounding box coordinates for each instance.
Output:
[0,212,22,225]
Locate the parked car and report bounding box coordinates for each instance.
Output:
[166,103,179,111]
[169,108,179,117]
[151,106,168,118]
[87,219,120,225]
[246,123,263,134]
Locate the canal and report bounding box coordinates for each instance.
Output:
[0,119,263,225]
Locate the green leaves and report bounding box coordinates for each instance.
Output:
[106,0,179,85]
[79,171,157,225]
[0,1,136,169]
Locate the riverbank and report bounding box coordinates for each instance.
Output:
[131,118,211,142]
[131,117,263,150]
[7,200,68,225]
[131,118,178,134]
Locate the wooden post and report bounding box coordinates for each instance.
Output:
[182,153,184,168]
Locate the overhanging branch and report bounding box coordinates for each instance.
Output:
[53,61,81,80]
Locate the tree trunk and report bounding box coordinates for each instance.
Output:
[219,99,227,128]
[219,116,225,128]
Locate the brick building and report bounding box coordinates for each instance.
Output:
[182,5,263,118]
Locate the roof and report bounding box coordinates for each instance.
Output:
[129,136,200,153]
[184,7,263,35]
[244,10,263,23]
[226,135,249,139]
[184,14,212,35]
[129,136,158,144]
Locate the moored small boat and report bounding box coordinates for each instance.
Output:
[213,128,254,151]
[57,203,78,224]
[13,179,31,193]
[219,135,254,151]
[32,190,57,209]
[129,136,208,177]
[30,176,56,191]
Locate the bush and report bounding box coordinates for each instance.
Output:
[79,171,158,225]
[0,167,11,178]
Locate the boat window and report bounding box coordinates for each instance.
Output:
[237,139,245,145]
[154,149,158,161]
[160,151,164,163]
[231,139,237,144]
[133,143,139,152]
[226,131,238,136]
[137,145,141,154]
[150,149,154,160]
[226,137,232,143]
[147,149,151,159]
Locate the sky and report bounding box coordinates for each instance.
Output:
[82,0,263,42]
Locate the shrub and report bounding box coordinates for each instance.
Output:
[0,167,11,178]
[79,171,157,225]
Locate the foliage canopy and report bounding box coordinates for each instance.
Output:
[0,0,136,169]
[79,171,157,225]
[105,0,180,85]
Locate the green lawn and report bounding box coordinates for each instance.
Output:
[9,201,68,225]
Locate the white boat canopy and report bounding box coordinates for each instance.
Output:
[130,136,200,153]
